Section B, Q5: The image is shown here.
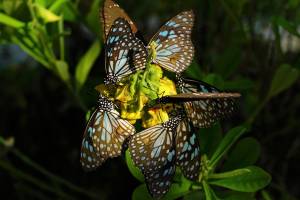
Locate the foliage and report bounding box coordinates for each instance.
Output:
[0,0,299,199]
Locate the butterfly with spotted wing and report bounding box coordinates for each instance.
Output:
[104,18,147,85]
[129,113,201,198]
[80,95,135,171]
[102,0,195,75]
[147,75,240,128]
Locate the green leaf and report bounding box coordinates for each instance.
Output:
[85,0,102,37]
[1,0,24,14]
[132,180,192,200]
[209,126,247,168]
[185,61,203,79]
[55,60,70,83]
[261,190,272,200]
[35,4,61,23]
[203,74,224,90]
[75,40,101,91]
[183,191,204,200]
[222,192,255,200]
[49,0,69,13]
[199,124,222,157]
[125,150,144,182]
[0,13,25,28]
[203,181,220,200]
[268,64,299,98]
[223,78,254,91]
[209,166,271,192]
[223,137,261,171]
[132,184,152,200]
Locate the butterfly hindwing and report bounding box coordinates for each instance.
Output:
[105,18,147,84]
[176,119,200,180]
[80,109,105,171]
[128,124,175,172]
[144,149,176,198]
[101,0,138,41]
[80,96,135,171]
[150,11,195,73]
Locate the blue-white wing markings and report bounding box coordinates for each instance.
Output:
[129,125,174,172]
[175,120,200,180]
[149,11,195,73]
[80,109,105,170]
[90,108,134,158]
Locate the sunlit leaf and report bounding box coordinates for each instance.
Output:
[55,60,70,83]
[209,166,271,192]
[35,4,61,23]
[0,13,25,28]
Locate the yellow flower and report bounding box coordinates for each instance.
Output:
[95,64,177,128]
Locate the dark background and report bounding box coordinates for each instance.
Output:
[0,0,299,199]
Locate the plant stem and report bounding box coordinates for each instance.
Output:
[58,15,65,61]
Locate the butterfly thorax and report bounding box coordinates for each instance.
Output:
[98,95,114,111]
[104,73,119,85]
[162,115,183,130]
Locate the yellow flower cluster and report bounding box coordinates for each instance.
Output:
[95,64,177,128]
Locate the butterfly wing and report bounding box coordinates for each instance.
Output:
[128,125,176,172]
[105,18,147,84]
[101,0,138,41]
[80,108,105,171]
[81,98,135,171]
[176,119,200,180]
[150,11,194,73]
[179,78,239,128]
[144,151,176,198]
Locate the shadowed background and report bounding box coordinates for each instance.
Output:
[0,0,299,199]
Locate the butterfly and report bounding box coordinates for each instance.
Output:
[176,75,240,128]
[102,0,195,74]
[104,18,147,85]
[129,113,201,198]
[101,0,138,41]
[147,10,195,73]
[80,95,135,171]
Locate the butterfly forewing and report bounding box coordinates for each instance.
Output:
[176,119,200,180]
[101,0,138,41]
[177,77,239,128]
[80,96,135,170]
[150,11,195,73]
[105,18,147,84]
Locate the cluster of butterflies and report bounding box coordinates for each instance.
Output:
[80,0,241,198]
